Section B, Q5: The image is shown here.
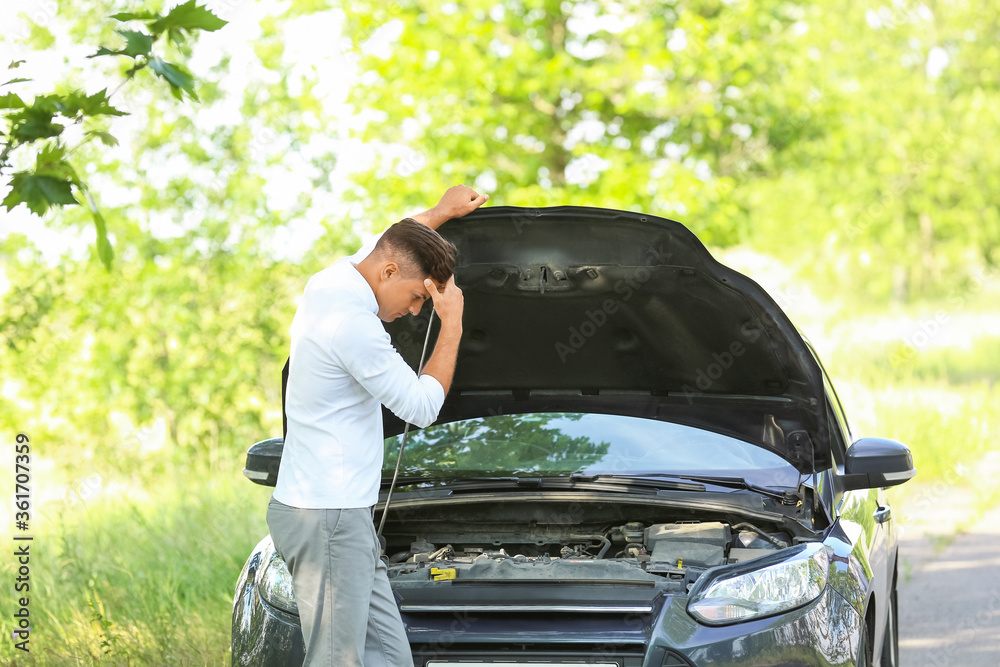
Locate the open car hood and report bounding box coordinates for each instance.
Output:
[382,206,830,474]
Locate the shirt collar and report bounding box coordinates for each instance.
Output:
[346,256,379,316]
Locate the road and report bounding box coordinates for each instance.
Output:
[897,489,1000,666]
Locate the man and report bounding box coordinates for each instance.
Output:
[266,185,489,666]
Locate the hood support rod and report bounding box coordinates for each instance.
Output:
[377,309,436,544]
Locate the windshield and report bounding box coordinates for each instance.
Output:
[382,412,799,488]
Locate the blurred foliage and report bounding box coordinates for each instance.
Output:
[0,230,306,478]
[0,456,270,665]
[1,1,228,269]
[3,1,997,469]
[0,1,998,662]
[342,0,1000,301]
[1,0,357,482]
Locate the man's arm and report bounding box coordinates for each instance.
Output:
[331,312,446,429]
[417,275,463,395]
[407,186,480,395]
[349,182,484,260]
[331,273,463,427]
[411,184,489,230]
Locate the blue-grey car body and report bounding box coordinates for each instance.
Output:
[232,206,912,666]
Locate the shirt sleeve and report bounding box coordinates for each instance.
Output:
[330,310,446,428]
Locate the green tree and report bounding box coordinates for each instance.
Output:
[1,0,228,268]
[340,0,998,301]
[0,0,357,471]
[341,0,846,245]
[739,0,1000,300]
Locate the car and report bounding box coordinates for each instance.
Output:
[231,205,914,667]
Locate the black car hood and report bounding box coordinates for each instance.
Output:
[382,206,830,474]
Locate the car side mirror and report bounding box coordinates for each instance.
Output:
[244,437,283,487]
[841,437,916,491]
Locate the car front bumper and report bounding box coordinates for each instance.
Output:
[232,538,864,667]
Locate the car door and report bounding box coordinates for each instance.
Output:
[824,370,891,652]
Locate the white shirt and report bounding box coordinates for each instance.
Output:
[272,233,446,509]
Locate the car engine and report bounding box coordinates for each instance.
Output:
[386,518,794,593]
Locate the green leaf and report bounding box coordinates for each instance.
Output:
[110,11,160,21]
[84,190,114,270]
[88,46,123,58]
[90,29,155,59]
[149,58,198,101]
[2,77,30,87]
[0,91,24,108]
[1,171,79,215]
[119,29,155,57]
[55,89,127,118]
[85,130,119,147]
[94,210,114,269]
[149,1,227,35]
[166,27,188,45]
[8,59,26,69]
[34,145,80,184]
[7,106,63,141]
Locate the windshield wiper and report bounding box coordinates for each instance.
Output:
[381,475,522,487]
[569,474,706,492]
[381,474,707,493]
[618,473,795,502]
[382,473,794,501]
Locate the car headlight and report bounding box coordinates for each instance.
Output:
[256,541,299,615]
[687,542,829,625]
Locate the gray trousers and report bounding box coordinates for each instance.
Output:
[266,496,414,667]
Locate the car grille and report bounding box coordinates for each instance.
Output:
[411,645,647,667]
[411,645,696,667]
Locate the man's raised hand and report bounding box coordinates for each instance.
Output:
[412,185,489,229]
[436,185,489,219]
[424,275,464,330]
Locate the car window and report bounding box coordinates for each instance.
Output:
[820,372,851,462]
[383,412,801,488]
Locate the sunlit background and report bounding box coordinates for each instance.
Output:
[1,0,998,663]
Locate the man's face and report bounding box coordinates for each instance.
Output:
[374,264,440,322]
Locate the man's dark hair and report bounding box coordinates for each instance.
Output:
[373,218,457,284]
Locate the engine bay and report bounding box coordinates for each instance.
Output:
[383,501,804,593]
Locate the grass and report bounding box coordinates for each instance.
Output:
[825,334,999,485]
[2,272,997,665]
[0,457,273,667]
[820,318,1000,533]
